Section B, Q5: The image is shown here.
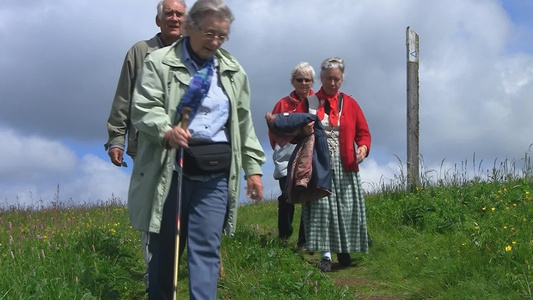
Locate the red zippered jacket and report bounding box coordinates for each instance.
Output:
[297,92,371,172]
[268,90,314,149]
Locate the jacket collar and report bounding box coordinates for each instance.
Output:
[161,38,239,73]
[146,34,164,55]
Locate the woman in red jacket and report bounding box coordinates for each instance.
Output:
[299,57,371,272]
[268,62,315,248]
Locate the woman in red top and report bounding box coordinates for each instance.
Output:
[268,62,315,248]
[299,57,371,272]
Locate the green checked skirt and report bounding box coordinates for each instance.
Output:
[302,130,369,253]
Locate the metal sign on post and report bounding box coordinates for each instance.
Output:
[406,26,420,192]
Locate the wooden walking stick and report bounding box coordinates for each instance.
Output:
[172,107,191,300]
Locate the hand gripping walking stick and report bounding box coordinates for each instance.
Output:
[172,107,191,300]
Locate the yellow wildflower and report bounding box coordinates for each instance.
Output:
[505,245,512,252]
[491,207,496,212]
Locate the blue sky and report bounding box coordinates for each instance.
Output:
[1,0,532,207]
[502,0,533,53]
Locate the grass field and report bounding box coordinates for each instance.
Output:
[1,160,532,299]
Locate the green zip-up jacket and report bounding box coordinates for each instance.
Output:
[128,38,265,236]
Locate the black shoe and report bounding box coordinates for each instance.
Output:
[337,253,352,266]
[318,257,332,272]
[144,273,149,293]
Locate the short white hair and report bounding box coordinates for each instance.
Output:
[320,57,345,79]
[157,0,187,19]
[185,0,234,30]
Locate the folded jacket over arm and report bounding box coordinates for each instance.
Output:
[265,112,332,203]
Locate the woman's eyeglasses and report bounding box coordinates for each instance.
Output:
[200,29,228,43]
[294,78,312,83]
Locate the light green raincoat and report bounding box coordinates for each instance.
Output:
[128,39,265,236]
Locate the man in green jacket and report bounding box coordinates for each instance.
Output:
[105,0,186,164]
[104,0,186,291]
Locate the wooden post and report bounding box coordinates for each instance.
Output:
[406,27,420,192]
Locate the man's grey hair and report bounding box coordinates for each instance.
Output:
[185,0,234,30]
[157,0,187,19]
[291,62,315,82]
[320,57,345,79]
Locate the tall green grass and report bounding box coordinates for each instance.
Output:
[1,153,532,299]
[0,197,146,299]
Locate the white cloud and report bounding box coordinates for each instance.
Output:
[0,128,77,182]
[61,154,130,206]
[0,129,129,208]
[359,158,403,193]
[1,0,533,208]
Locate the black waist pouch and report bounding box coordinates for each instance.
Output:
[183,142,232,175]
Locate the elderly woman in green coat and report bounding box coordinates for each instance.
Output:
[128,0,265,298]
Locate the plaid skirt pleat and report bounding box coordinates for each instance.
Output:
[302,142,369,253]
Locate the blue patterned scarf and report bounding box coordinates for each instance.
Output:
[177,57,215,125]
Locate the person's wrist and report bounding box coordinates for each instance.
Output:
[162,133,172,150]
[108,144,125,151]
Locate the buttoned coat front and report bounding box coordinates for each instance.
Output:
[128,39,265,236]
